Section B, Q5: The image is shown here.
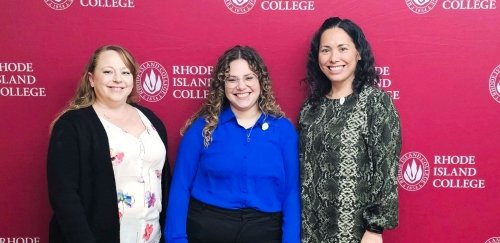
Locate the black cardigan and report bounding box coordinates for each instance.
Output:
[47,105,170,243]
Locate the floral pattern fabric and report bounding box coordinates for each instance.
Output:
[99,109,166,243]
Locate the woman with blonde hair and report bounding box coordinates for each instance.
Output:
[47,45,170,243]
[165,45,300,243]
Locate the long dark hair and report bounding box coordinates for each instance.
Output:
[304,17,379,103]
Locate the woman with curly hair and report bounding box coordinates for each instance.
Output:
[299,17,402,243]
[165,45,300,243]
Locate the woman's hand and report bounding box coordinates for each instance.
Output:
[361,230,382,243]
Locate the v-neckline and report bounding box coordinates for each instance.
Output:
[98,108,148,140]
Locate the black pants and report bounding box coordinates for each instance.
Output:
[187,198,283,243]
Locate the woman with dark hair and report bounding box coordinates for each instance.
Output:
[299,17,402,243]
[165,45,300,243]
[47,45,170,243]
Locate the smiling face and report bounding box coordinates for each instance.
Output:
[89,50,134,106]
[224,59,261,115]
[318,27,360,87]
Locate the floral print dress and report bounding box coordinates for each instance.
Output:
[98,108,166,243]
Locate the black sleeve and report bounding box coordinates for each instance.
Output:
[363,92,402,232]
[47,116,96,243]
[158,122,171,243]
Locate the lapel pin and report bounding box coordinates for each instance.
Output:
[262,122,269,131]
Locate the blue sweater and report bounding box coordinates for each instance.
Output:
[165,107,300,243]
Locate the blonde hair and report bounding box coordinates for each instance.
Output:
[50,45,139,131]
[182,45,284,147]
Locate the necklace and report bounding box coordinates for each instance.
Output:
[326,89,352,105]
[245,114,268,142]
[94,104,131,133]
[246,124,256,142]
[100,112,130,133]
[339,97,346,105]
[326,94,346,105]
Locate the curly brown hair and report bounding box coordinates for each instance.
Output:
[181,45,284,147]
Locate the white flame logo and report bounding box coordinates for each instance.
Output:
[143,70,162,94]
[497,81,500,93]
[404,159,423,183]
[232,0,249,6]
[413,0,431,6]
[485,237,500,243]
[398,151,429,191]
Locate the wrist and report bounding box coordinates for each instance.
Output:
[366,224,384,234]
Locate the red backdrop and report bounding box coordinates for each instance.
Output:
[1,1,499,242]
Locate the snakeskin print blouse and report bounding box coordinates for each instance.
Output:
[298,86,402,243]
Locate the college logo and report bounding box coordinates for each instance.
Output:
[405,0,438,14]
[224,0,257,14]
[44,0,73,10]
[398,151,430,191]
[485,237,500,243]
[489,64,500,103]
[136,61,169,102]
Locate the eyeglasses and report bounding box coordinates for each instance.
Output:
[224,74,259,88]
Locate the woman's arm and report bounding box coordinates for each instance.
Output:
[165,119,204,243]
[363,92,402,233]
[47,117,96,243]
[279,119,301,243]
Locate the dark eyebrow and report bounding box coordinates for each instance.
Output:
[228,73,256,78]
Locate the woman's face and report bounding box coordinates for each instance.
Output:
[318,27,360,86]
[224,59,261,115]
[89,50,134,106]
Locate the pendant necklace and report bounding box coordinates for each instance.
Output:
[326,90,350,105]
[339,97,346,105]
[246,113,268,142]
[246,124,255,142]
